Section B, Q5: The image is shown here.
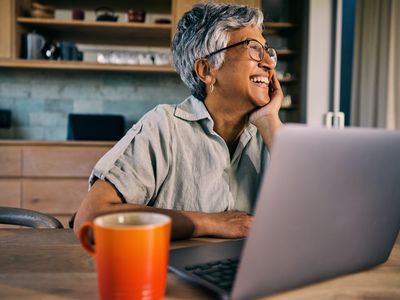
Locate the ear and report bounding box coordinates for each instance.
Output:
[194,59,215,85]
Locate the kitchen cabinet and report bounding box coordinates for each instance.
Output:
[0,141,113,228]
[0,0,176,72]
[0,0,259,73]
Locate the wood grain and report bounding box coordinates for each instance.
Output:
[0,229,398,300]
[0,179,21,207]
[0,58,176,72]
[0,146,22,177]
[22,146,109,177]
[0,141,112,229]
[22,179,88,214]
[0,0,12,58]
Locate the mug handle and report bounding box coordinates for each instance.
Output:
[79,221,95,255]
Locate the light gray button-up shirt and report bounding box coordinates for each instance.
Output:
[90,96,269,213]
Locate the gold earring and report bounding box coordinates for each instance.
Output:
[210,82,214,94]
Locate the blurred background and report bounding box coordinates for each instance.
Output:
[0,0,398,140]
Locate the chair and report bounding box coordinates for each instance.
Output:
[67,113,125,141]
[0,207,64,229]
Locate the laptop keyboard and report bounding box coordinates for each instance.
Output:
[184,257,240,291]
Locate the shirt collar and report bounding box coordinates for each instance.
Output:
[174,95,258,139]
[174,95,211,121]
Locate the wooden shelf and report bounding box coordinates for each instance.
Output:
[17,17,172,30]
[281,105,297,110]
[264,22,297,29]
[17,18,172,47]
[0,59,176,73]
[264,22,298,34]
[278,77,297,83]
[276,49,296,56]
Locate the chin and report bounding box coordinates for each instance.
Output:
[249,89,270,107]
[253,96,271,107]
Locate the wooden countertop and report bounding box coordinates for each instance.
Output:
[0,229,399,299]
[0,140,116,147]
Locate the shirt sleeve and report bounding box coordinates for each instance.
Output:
[89,106,172,205]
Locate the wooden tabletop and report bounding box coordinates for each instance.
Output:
[0,229,399,299]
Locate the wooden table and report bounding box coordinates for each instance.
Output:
[0,229,399,299]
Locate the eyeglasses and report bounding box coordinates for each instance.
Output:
[203,39,277,65]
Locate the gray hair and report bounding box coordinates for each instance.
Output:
[172,3,264,101]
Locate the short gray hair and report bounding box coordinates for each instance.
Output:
[172,3,264,101]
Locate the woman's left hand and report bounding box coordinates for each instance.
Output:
[249,71,284,150]
[249,71,284,126]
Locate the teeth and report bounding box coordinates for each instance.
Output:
[251,76,269,85]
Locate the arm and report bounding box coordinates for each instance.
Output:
[73,179,252,240]
[249,71,284,151]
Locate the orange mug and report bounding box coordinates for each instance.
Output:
[79,212,171,300]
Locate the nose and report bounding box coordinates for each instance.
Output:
[257,55,276,70]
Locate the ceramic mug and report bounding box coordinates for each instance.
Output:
[79,212,171,300]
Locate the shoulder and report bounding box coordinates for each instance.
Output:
[125,103,177,138]
[129,95,205,133]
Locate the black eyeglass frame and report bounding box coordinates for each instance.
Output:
[202,38,276,63]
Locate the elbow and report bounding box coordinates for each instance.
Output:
[73,210,84,237]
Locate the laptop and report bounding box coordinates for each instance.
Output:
[169,125,400,300]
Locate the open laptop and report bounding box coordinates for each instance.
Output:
[169,125,400,300]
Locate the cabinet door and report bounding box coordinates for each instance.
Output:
[22,146,109,178]
[0,146,22,177]
[0,179,21,228]
[0,179,21,207]
[22,179,88,215]
[172,0,261,38]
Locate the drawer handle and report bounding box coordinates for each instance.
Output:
[31,198,40,203]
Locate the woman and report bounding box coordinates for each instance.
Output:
[73,3,283,239]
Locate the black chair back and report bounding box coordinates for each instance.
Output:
[0,207,64,229]
[67,114,125,141]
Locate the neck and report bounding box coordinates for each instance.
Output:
[204,94,249,146]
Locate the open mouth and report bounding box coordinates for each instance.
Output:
[250,76,270,88]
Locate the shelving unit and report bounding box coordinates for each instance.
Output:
[0,0,261,73]
[0,58,176,72]
[1,0,177,72]
[16,17,172,47]
[262,0,308,122]
[0,0,307,116]
[264,22,298,29]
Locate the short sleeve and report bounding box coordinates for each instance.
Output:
[89,106,172,205]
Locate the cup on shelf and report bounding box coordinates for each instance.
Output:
[60,41,83,61]
[109,52,123,64]
[138,53,153,65]
[95,7,118,22]
[154,53,170,65]
[72,9,85,20]
[282,95,292,108]
[127,53,140,65]
[97,52,109,64]
[25,32,46,59]
[79,212,171,300]
[41,40,60,60]
[127,10,146,22]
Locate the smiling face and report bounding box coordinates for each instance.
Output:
[211,26,276,114]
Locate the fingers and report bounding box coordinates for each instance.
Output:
[269,72,284,104]
[271,70,281,86]
[212,211,253,238]
[269,71,282,94]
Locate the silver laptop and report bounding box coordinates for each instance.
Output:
[169,125,400,300]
